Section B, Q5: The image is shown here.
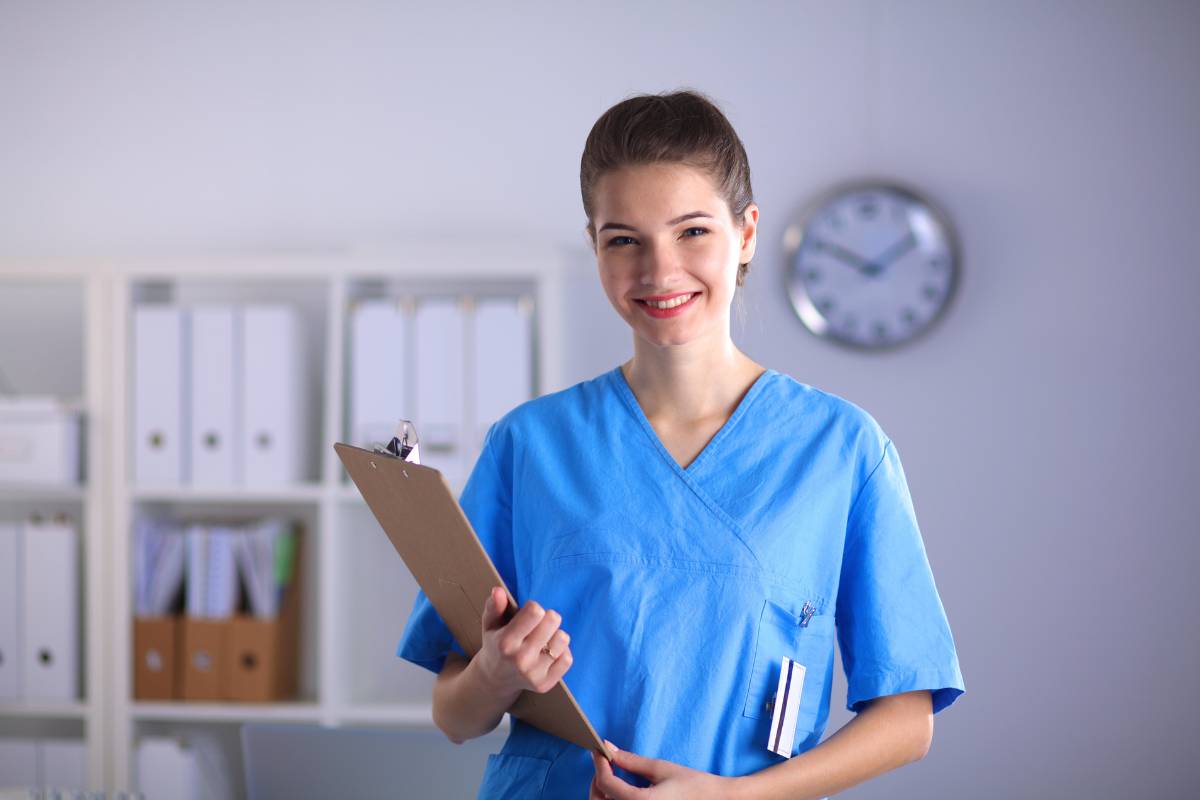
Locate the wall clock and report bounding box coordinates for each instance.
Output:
[784,181,960,350]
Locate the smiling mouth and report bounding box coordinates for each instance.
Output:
[635,292,699,310]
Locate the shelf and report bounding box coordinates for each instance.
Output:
[131,484,325,504]
[0,250,562,789]
[131,701,324,723]
[0,485,86,502]
[0,701,90,719]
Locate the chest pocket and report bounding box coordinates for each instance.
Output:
[742,598,836,738]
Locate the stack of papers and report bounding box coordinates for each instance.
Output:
[133,517,297,619]
[133,518,186,617]
[236,518,296,619]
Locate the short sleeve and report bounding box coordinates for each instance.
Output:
[395,422,517,674]
[836,439,965,714]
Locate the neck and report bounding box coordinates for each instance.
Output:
[621,330,763,424]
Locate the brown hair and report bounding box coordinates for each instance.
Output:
[580,89,756,287]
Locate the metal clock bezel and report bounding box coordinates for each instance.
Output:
[783,179,961,352]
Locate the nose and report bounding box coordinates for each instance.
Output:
[639,240,683,289]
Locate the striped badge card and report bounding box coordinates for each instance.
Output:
[767,656,805,757]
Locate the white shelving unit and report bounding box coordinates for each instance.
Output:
[0,242,565,794]
[0,268,109,789]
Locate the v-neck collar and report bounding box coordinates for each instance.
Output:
[608,364,776,477]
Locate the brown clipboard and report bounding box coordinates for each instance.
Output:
[334,441,612,760]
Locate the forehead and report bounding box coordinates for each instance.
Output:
[592,163,724,223]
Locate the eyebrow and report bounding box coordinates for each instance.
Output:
[597,211,714,234]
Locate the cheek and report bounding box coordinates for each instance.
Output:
[596,267,632,310]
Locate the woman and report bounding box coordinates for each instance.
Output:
[398,89,964,799]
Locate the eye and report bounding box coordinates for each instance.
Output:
[682,227,709,238]
[606,236,636,248]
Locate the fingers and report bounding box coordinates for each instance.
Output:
[603,741,669,785]
[480,586,508,631]
[538,639,573,689]
[590,748,641,800]
[497,599,550,647]
[607,744,664,784]
[543,628,570,660]
[526,607,563,654]
[523,612,569,690]
[484,596,572,693]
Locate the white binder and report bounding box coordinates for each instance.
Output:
[414,298,464,485]
[20,517,78,700]
[472,297,533,450]
[0,521,20,700]
[350,299,407,448]
[241,305,308,485]
[40,738,86,790]
[189,305,240,486]
[133,305,189,486]
[0,738,38,787]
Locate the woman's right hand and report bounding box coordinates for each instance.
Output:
[473,585,573,698]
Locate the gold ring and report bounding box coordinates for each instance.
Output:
[540,645,554,657]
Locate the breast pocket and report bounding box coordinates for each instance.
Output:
[741,598,836,740]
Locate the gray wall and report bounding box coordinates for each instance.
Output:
[3,1,1197,796]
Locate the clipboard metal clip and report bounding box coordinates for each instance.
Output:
[372,419,421,464]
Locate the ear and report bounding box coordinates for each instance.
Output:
[739,204,759,264]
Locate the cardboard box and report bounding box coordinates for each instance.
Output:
[0,398,82,485]
[226,534,303,701]
[180,618,229,700]
[133,616,179,700]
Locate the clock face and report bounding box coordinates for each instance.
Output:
[784,182,959,350]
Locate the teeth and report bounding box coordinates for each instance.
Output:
[645,293,695,309]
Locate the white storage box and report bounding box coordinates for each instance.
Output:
[0,398,83,485]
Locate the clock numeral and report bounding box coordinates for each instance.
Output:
[858,202,878,220]
[922,284,941,301]
[817,297,836,315]
[872,322,888,340]
[805,268,822,284]
[929,256,946,271]
[902,308,918,326]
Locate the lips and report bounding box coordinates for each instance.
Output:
[635,291,701,318]
[637,292,696,302]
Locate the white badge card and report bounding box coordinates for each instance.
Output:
[767,656,806,757]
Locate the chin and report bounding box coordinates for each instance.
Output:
[636,328,698,349]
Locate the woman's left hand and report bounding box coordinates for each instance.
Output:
[589,740,740,800]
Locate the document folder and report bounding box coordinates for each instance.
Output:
[21,515,78,700]
[0,521,20,700]
[189,305,240,486]
[335,434,611,760]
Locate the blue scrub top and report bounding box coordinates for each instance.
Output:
[398,366,964,799]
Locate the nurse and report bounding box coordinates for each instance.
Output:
[398,89,965,799]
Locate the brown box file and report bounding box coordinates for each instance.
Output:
[226,537,303,702]
[133,616,179,700]
[135,528,303,702]
[180,618,229,700]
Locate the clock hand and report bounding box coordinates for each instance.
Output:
[811,238,874,277]
[871,230,918,275]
